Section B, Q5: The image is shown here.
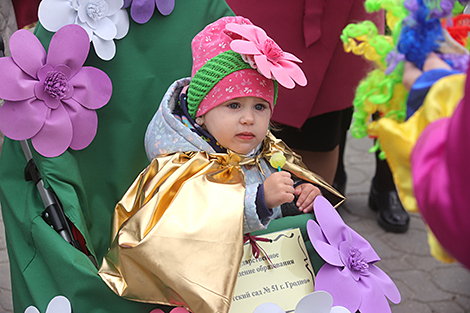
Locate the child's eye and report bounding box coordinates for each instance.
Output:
[227,102,240,109]
[254,103,267,111]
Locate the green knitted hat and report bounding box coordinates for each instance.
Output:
[187,50,250,118]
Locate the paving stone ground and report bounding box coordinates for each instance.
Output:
[0,134,469,313]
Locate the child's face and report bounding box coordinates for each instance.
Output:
[198,96,271,154]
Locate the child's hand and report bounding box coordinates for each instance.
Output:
[294,183,321,213]
[263,171,295,209]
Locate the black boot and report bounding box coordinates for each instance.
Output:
[369,153,409,233]
[369,182,409,233]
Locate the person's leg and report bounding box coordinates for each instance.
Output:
[369,150,410,233]
[272,109,348,186]
[294,147,339,185]
[332,107,353,194]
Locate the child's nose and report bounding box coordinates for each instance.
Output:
[240,111,254,124]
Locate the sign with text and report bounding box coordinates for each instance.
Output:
[228,228,315,313]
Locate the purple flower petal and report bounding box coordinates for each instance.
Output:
[9,29,46,79]
[0,58,37,101]
[156,0,174,16]
[62,98,98,150]
[31,105,73,158]
[348,227,381,263]
[315,264,362,313]
[368,265,401,303]
[307,219,343,266]
[47,25,90,78]
[131,0,155,24]
[0,99,48,140]
[355,277,392,313]
[313,196,351,249]
[69,67,112,109]
[35,81,62,109]
[123,0,132,8]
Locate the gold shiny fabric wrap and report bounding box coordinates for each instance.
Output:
[98,133,343,312]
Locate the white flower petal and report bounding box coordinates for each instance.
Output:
[295,291,333,313]
[24,306,40,313]
[94,17,117,40]
[330,306,352,313]
[106,0,124,16]
[253,302,285,313]
[92,35,116,60]
[108,9,129,39]
[46,296,71,313]
[38,0,76,32]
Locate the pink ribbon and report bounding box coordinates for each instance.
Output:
[243,233,276,268]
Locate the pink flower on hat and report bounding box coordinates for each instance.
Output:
[227,22,307,89]
[0,24,112,157]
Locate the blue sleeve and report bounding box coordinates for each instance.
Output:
[406,69,461,120]
[256,184,273,221]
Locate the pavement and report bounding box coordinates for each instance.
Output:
[0,133,469,313]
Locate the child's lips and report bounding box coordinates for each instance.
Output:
[236,132,255,140]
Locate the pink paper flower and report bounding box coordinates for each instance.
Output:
[124,0,175,24]
[0,24,112,157]
[226,22,307,89]
[307,196,401,313]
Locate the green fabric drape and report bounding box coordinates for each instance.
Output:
[0,2,233,312]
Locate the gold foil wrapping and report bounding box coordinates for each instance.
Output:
[99,133,343,312]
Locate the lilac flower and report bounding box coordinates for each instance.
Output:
[307,196,401,313]
[123,0,175,24]
[0,24,112,157]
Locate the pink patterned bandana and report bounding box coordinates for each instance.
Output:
[195,69,275,117]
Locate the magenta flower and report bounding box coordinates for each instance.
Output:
[226,22,307,89]
[0,24,112,157]
[307,196,401,313]
[123,0,175,24]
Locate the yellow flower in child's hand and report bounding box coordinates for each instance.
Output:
[270,152,286,170]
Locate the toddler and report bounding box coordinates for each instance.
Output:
[100,16,342,313]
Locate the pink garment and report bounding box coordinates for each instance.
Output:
[410,66,470,269]
[225,0,384,128]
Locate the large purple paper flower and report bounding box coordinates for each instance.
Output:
[307,196,401,313]
[0,24,112,157]
[123,0,175,24]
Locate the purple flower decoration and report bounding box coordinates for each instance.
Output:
[123,0,175,24]
[0,24,112,157]
[307,196,401,313]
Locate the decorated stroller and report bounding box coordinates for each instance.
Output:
[0,0,401,312]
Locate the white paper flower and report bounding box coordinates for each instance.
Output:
[253,291,351,313]
[38,0,129,61]
[24,296,71,313]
